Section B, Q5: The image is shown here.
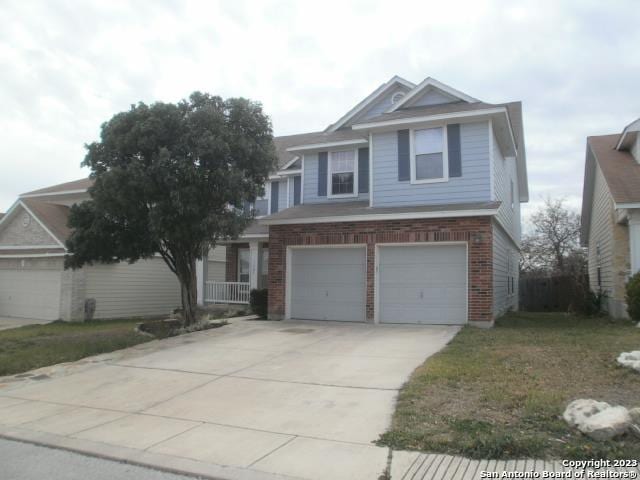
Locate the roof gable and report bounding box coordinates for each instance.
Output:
[325,76,415,132]
[389,77,479,112]
[0,203,64,248]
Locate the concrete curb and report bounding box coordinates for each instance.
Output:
[0,426,303,480]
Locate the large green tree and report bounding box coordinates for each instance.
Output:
[65,92,276,325]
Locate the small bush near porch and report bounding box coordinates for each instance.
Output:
[378,312,640,460]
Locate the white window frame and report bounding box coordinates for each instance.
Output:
[237,248,250,283]
[409,126,449,185]
[327,149,359,199]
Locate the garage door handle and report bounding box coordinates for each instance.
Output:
[420,291,424,299]
[325,290,329,297]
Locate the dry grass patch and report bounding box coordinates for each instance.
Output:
[0,319,153,376]
[378,312,640,459]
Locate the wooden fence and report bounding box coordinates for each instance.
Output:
[519,275,588,312]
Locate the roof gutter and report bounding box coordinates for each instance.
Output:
[260,207,500,226]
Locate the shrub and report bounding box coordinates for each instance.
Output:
[625,272,640,321]
[250,288,268,318]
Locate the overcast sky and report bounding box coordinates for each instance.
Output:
[1,0,639,225]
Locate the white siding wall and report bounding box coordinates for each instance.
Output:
[85,258,181,319]
[587,163,615,301]
[492,126,521,244]
[493,221,519,318]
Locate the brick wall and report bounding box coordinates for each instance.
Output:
[268,217,494,324]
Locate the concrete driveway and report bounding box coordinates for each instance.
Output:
[0,319,459,480]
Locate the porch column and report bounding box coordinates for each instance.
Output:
[196,257,205,306]
[249,241,260,290]
[629,211,640,274]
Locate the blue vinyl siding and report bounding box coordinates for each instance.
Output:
[372,121,491,207]
[410,88,456,107]
[303,153,369,204]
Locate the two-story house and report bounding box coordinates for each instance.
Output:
[581,118,640,318]
[207,76,528,327]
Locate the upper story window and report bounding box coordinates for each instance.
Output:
[328,150,357,197]
[411,127,448,184]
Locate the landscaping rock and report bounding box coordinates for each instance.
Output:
[563,400,632,441]
[617,351,640,372]
[563,399,611,427]
[630,407,640,424]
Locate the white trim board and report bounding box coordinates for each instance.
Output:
[285,244,368,321]
[0,245,61,250]
[260,207,500,226]
[0,253,66,258]
[326,76,416,133]
[20,188,88,199]
[387,77,479,113]
[286,139,368,152]
[373,241,469,325]
[352,107,508,130]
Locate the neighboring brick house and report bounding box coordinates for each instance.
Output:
[0,179,182,321]
[581,118,640,318]
[208,75,529,327]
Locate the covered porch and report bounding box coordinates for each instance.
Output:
[197,225,269,305]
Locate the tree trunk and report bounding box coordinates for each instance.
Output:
[176,257,198,326]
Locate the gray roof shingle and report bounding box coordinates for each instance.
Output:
[260,200,501,225]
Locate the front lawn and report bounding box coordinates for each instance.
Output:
[378,312,640,460]
[0,319,154,377]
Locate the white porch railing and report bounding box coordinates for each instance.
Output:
[205,281,250,304]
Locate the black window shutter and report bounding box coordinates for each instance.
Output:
[397,130,410,181]
[358,147,369,193]
[447,124,462,178]
[318,152,328,196]
[293,176,301,205]
[270,181,279,214]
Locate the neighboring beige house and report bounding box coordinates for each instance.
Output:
[581,118,640,318]
[0,179,183,321]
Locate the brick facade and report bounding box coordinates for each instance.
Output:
[268,216,494,324]
[225,243,249,282]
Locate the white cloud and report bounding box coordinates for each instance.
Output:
[1,0,639,225]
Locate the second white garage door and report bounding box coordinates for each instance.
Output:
[0,269,62,320]
[289,247,366,322]
[378,244,467,325]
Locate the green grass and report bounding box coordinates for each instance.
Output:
[378,312,640,460]
[0,319,154,377]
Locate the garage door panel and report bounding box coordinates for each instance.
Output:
[380,286,466,304]
[292,284,364,303]
[291,301,364,322]
[382,304,467,324]
[290,247,365,322]
[293,264,364,284]
[0,270,62,320]
[379,245,467,325]
[381,264,466,285]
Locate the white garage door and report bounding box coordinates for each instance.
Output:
[378,244,467,325]
[289,247,366,322]
[0,270,62,320]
